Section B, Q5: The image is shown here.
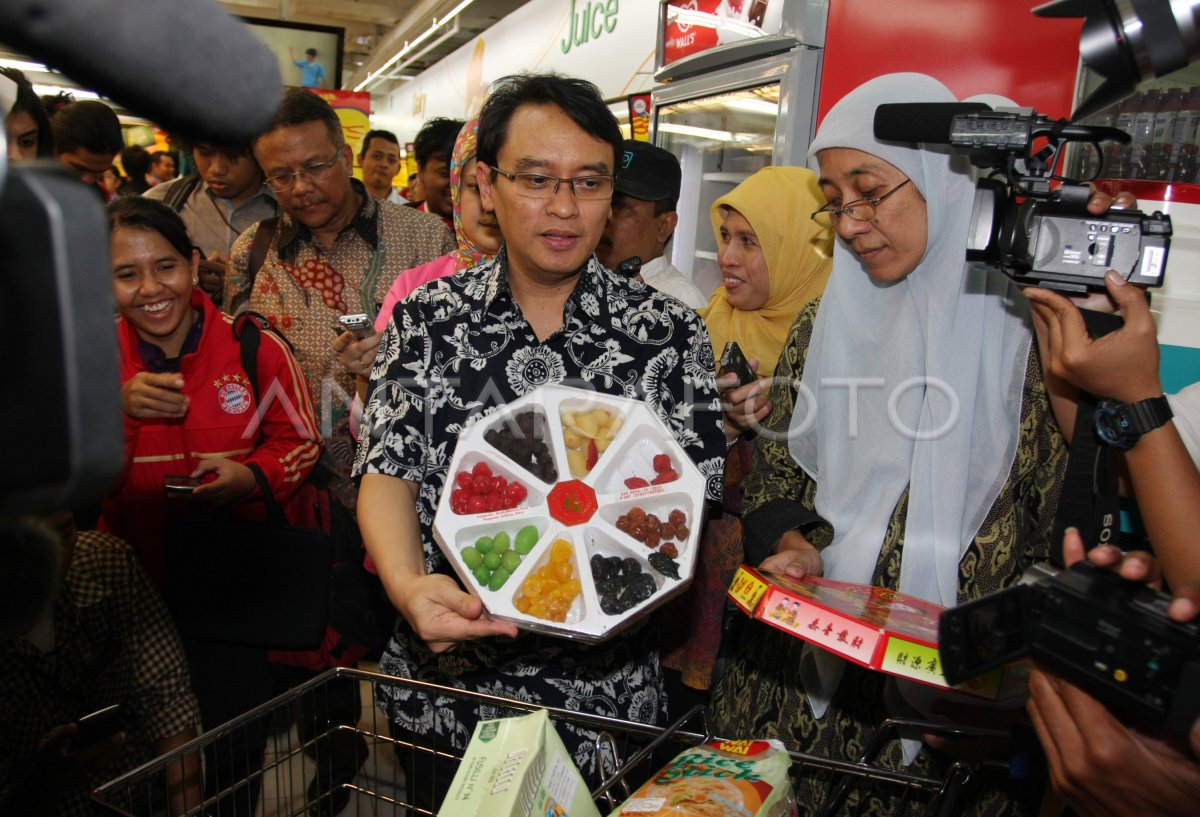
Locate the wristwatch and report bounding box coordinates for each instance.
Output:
[1094,395,1173,450]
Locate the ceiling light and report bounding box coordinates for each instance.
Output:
[356,0,477,91]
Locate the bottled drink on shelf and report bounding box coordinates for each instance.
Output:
[1170,86,1200,183]
[1148,87,1183,180]
[1130,89,1164,179]
[1105,92,1141,178]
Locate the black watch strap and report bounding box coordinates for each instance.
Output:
[1095,395,1173,450]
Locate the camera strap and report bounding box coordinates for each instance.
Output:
[1050,310,1125,564]
[1051,389,1122,565]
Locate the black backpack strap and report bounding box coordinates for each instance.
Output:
[161,173,203,212]
[232,313,296,519]
[247,217,280,286]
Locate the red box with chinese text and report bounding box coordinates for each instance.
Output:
[727,565,1024,700]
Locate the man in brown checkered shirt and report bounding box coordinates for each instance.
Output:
[0,514,201,816]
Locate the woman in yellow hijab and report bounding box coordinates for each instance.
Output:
[702,165,833,381]
[663,166,833,699]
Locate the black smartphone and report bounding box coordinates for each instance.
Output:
[337,313,373,339]
[75,704,123,747]
[720,341,756,387]
[163,475,201,495]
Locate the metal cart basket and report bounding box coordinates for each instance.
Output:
[92,666,1007,817]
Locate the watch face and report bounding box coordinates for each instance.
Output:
[1095,404,1136,450]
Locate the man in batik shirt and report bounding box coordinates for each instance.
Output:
[354,73,726,812]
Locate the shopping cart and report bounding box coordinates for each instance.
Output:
[92,666,1008,817]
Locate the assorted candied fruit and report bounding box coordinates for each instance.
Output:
[615,506,689,554]
[460,524,539,591]
[623,452,681,489]
[483,408,558,483]
[591,554,658,615]
[513,539,582,623]
[449,461,528,515]
[561,406,623,478]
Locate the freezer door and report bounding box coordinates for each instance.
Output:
[652,49,820,299]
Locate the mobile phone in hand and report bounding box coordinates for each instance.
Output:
[164,475,201,495]
[75,704,122,748]
[337,313,373,339]
[720,341,756,387]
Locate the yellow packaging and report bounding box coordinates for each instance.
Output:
[440,709,602,817]
[607,739,796,817]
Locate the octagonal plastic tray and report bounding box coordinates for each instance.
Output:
[431,384,707,642]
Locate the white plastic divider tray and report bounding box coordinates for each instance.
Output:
[432,384,707,642]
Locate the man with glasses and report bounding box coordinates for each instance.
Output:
[354,72,726,813]
[224,89,453,508]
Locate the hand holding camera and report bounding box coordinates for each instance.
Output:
[332,313,381,378]
[120,371,188,420]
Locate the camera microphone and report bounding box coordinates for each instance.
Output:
[0,0,281,141]
[872,102,992,144]
[875,103,1130,149]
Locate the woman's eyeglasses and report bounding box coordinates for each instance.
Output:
[810,178,912,226]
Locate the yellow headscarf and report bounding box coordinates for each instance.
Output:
[700,166,833,379]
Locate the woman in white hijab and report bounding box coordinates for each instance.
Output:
[709,73,1070,816]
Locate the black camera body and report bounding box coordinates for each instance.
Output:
[968,174,1171,292]
[939,561,1200,738]
[875,105,1173,294]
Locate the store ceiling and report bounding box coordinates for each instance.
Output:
[0,0,530,110]
[216,0,530,91]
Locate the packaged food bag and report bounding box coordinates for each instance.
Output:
[607,739,796,817]
[440,709,602,817]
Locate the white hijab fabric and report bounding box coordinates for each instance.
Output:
[789,74,1034,722]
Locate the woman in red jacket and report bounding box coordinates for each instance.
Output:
[99,196,322,817]
[100,196,322,582]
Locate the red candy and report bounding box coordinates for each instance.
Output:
[450,462,527,515]
[623,452,680,491]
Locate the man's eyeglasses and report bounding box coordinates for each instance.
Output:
[810,178,912,226]
[492,168,614,201]
[264,151,343,192]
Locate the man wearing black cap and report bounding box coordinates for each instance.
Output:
[597,139,708,309]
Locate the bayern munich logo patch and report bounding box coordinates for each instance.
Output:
[217,382,252,415]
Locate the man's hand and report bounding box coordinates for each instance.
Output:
[1028,668,1200,817]
[190,458,256,504]
[197,252,228,299]
[718,358,771,442]
[121,372,189,419]
[1025,270,1162,404]
[332,328,382,378]
[760,529,823,579]
[392,573,518,653]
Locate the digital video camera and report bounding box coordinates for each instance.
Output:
[875,104,1172,294]
[939,561,1200,738]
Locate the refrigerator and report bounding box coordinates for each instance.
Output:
[652,0,826,298]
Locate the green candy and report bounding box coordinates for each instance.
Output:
[461,546,483,570]
[500,550,522,573]
[515,525,538,552]
[488,567,511,591]
[493,531,511,553]
[475,536,494,554]
[483,551,503,571]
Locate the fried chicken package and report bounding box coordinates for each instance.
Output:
[607,738,797,817]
